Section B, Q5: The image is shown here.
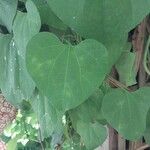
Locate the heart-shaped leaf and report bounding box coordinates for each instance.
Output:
[102,87,150,140]
[26,32,108,112]
[47,0,150,66]
[76,120,107,150]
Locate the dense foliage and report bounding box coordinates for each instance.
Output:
[0,0,150,149]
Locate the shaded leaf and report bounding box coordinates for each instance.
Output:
[0,0,41,106]
[31,91,63,140]
[116,51,137,86]
[0,0,18,32]
[70,89,105,123]
[102,88,150,140]
[144,109,150,144]
[76,120,107,150]
[47,0,150,67]
[13,0,41,57]
[26,32,108,112]
[32,0,67,30]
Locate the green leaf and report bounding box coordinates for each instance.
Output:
[47,0,126,67]
[0,34,12,86]
[115,51,137,86]
[102,88,150,140]
[76,120,107,150]
[0,0,18,32]
[32,0,67,30]
[47,0,150,67]
[144,109,150,144]
[130,1,150,29]
[0,0,41,106]
[0,35,23,105]
[31,91,63,140]
[26,32,108,112]
[6,137,18,150]
[13,0,41,57]
[70,89,105,123]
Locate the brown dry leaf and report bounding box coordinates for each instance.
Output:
[0,94,17,134]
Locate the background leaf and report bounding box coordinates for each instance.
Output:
[31,91,63,140]
[0,0,41,106]
[47,0,150,67]
[32,0,67,30]
[115,51,137,86]
[0,0,18,32]
[76,120,107,150]
[70,89,105,123]
[102,88,150,140]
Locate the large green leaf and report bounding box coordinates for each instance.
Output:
[0,35,22,105]
[32,0,67,30]
[70,89,105,123]
[0,0,41,106]
[31,91,63,140]
[76,120,107,150]
[0,34,33,106]
[0,0,18,32]
[47,0,150,66]
[26,32,108,112]
[102,88,150,140]
[13,0,40,101]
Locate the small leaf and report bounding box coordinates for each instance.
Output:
[144,109,150,144]
[70,89,105,123]
[26,32,108,112]
[76,120,107,150]
[115,51,137,86]
[6,137,17,150]
[102,88,150,140]
[32,0,67,30]
[0,0,18,32]
[31,91,63,140]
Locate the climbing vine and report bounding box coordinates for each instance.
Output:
[0,0,150,149]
